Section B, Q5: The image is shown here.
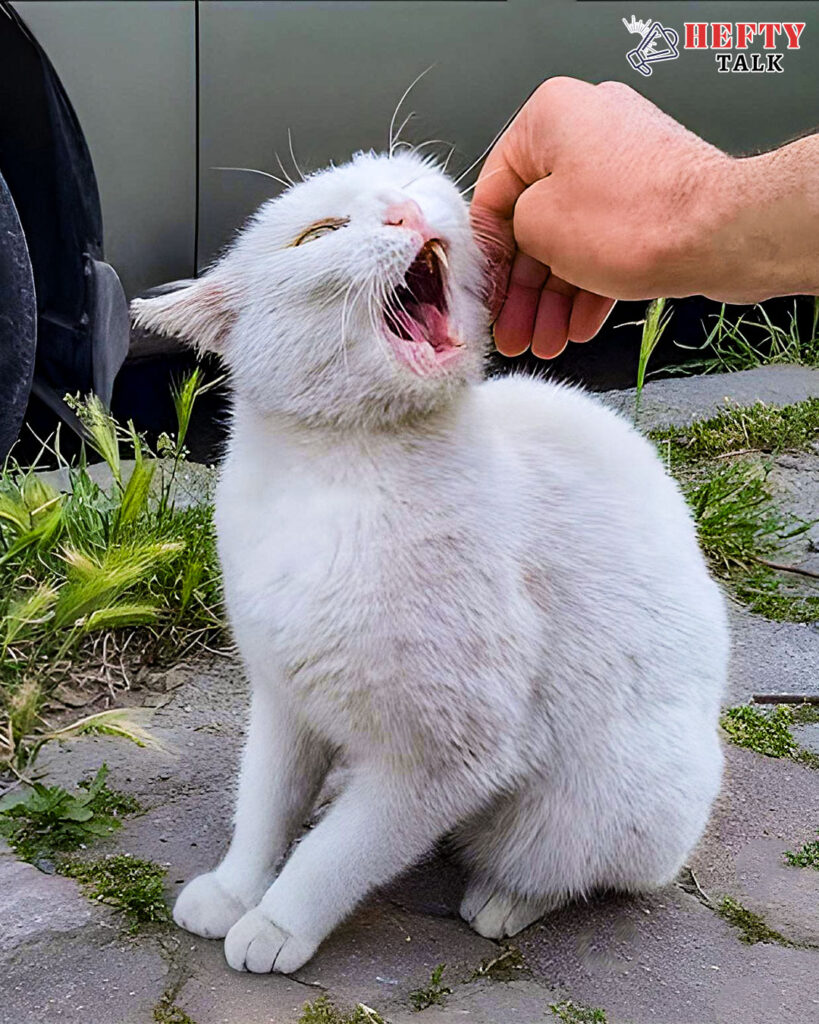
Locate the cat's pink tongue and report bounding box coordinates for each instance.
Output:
[396,304,452,352]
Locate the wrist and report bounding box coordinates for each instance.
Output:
[703,143,819,302]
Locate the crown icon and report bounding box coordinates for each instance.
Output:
[622,15,652,37]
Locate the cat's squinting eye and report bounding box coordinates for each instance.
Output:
[292,218,350,246]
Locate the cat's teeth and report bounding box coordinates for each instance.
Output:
[430,240,448,271]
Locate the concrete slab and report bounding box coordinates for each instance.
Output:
[599,364,819,432]
[0,847,171,1024]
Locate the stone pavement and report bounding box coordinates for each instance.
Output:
[2,367,818,1024]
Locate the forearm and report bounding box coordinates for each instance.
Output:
[705,135,819,303]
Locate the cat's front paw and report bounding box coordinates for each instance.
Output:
[224,907,318,973]
[173,872,248,939]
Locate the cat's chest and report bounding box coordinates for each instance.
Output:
[217,472,380,624]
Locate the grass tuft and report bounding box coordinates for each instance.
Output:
[672,299,819,375]
[298,996,386,1024]
[784,834,819,870]
[652,397,819,467]
[549,1000,608,1023]
[61,853,170,933]
[409,964,452,1011]
[636,298,673,402]
[717,896,793,946]
[684,462,805,577]
[678,458,818,624]
[720,705,799,759]
[720,704,819,769]
[0,371,223,771]
[0,763,139,863]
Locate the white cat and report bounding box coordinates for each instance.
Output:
[131,150,728,975]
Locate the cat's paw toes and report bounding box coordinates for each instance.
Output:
[224,908,317,974]
[467,890,550,939]
[173,872,248,939]
[460,874,496,924]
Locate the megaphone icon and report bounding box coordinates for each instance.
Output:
[627,23,680,77]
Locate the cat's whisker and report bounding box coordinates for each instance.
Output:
[212,166,291,190]
[391,111,415,153]
[287,128,307,182]
[275,152,296,188]
[388,65,435,156]
[408,139,451,159]
[452,102,521,188]
[459,165,507,198]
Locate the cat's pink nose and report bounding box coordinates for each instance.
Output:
[384,199,427,236]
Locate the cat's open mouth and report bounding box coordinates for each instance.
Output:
[383,240,462,375]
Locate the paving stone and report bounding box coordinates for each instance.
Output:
[600,364,819,431]
[690,744,819,947]
[386,977,558,1024]
[516,886,819,1024]
[727,604,819,703]
[175,940,312,1024]
[0,847,170,1024]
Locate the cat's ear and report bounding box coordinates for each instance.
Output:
[130,271,237,353]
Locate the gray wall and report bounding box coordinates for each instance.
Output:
[12,1,819,294]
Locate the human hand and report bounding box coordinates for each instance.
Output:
[471,77,737,358]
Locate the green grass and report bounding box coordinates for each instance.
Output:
[672,299,819,375]
[717,897,793,946]
[61,853,170,933]
[0,370,223,771]
[720,705,799,758]
[298,997,386,1024]
[549,1000,608,1023]
[683,461,807,576]
[0,762,139,863]
[720,704,819,769]
[679,459,818,623]
[635,298,673,402]
[784,834,819,869]
[734,569,819,624]
[652,397,819,467]
[649,398,819,625]
[409,964,452,1011]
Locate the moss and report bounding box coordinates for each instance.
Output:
[720,704,799,758]
[298,996,385,1024]
[153,991,196,1024]
[651,397,819,466]
[472,945,527,981]
[791,704,819,726]
[61,853,170,933]
[717,897,793,946]
[784,834,819,869]
[549,1000,607,1023]
[409,964,451,1011]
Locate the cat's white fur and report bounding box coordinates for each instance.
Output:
[132,151,727,974]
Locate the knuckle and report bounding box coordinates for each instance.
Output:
[533,76,584,107]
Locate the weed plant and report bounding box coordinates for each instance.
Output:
[0,371,223,771]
